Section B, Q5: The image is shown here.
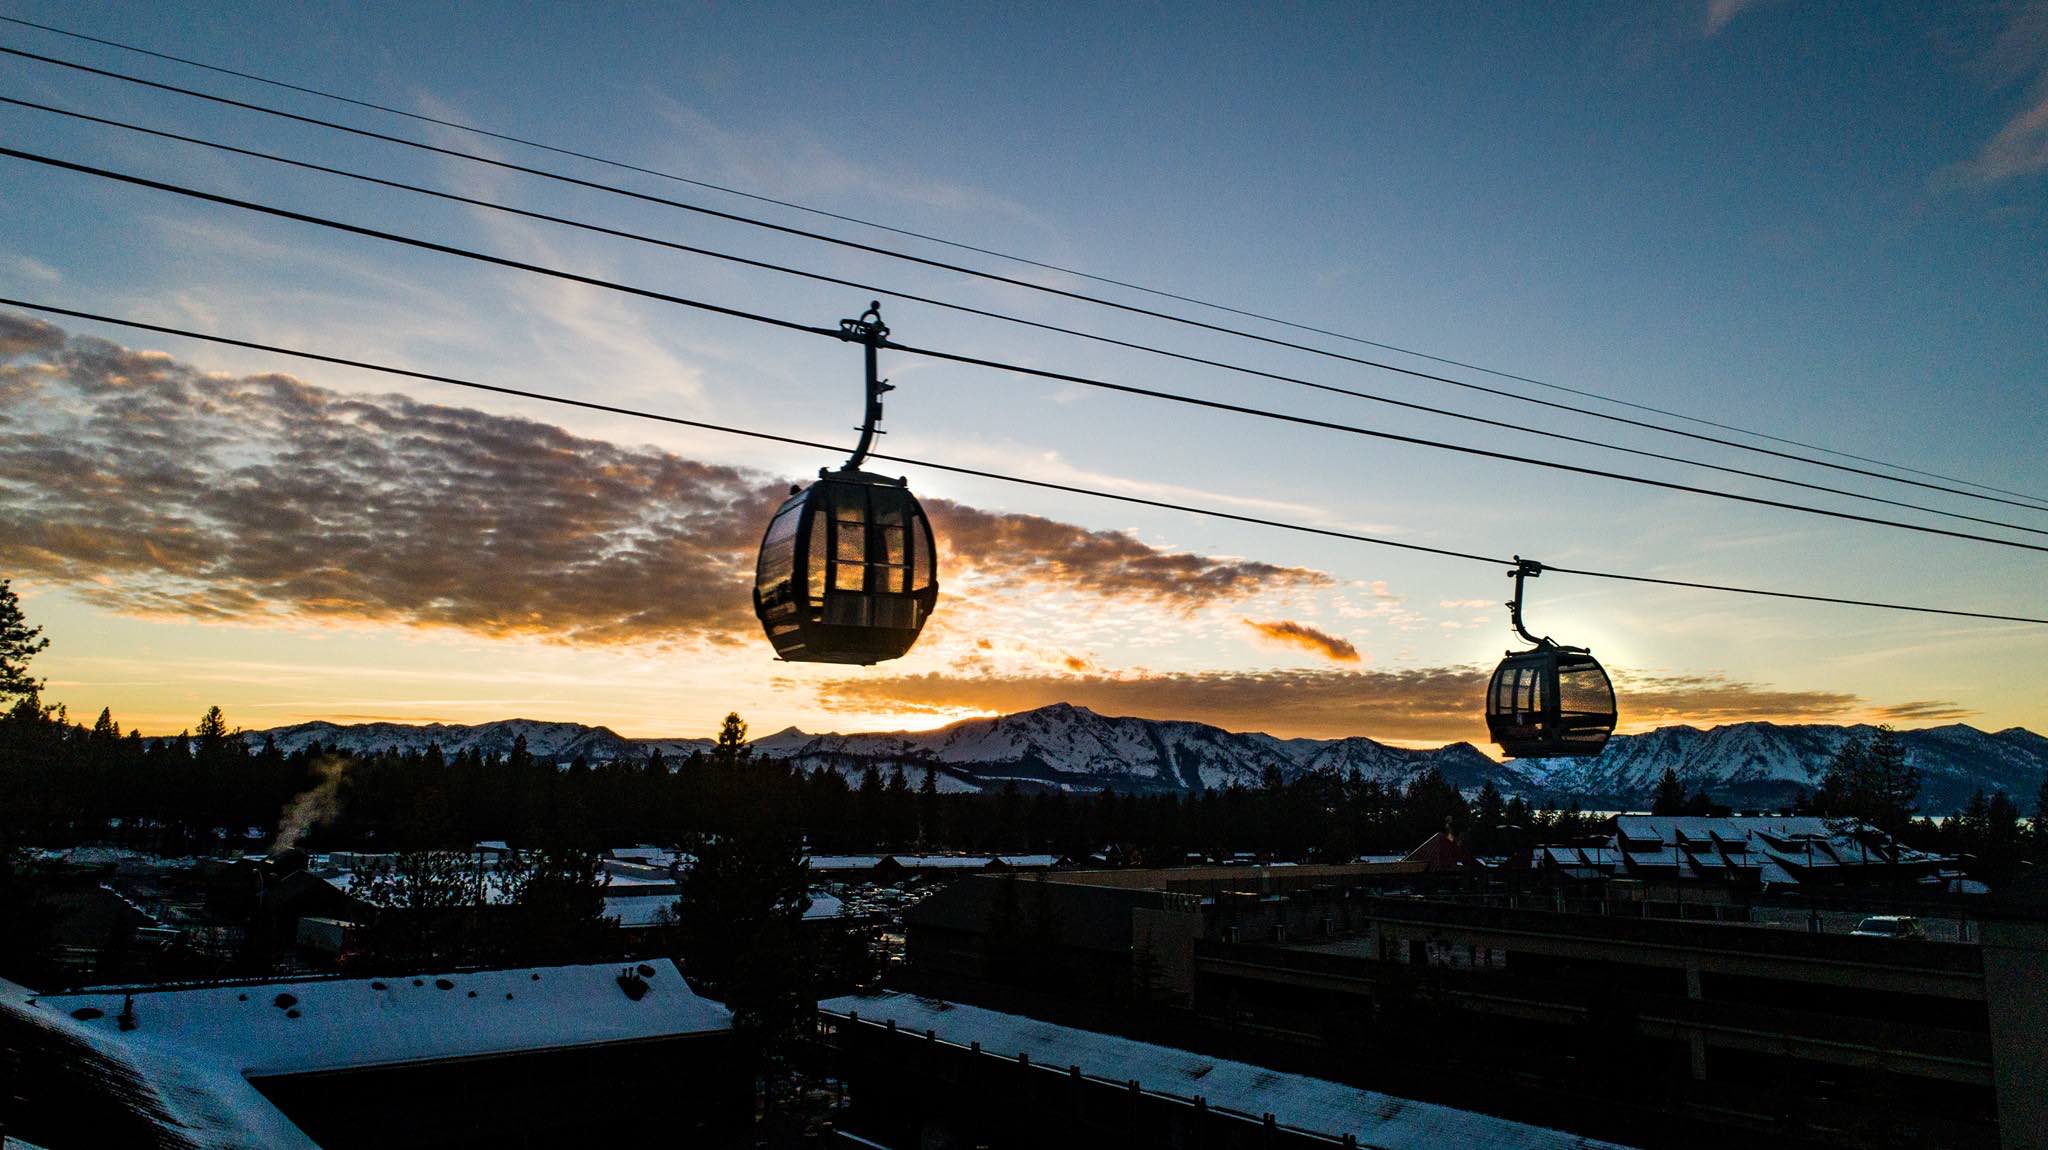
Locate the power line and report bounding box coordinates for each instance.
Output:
[5,295,2042,628]
[6,11,2042,508]
[9,42,2048,520]
[8,141,2048,560]
[10,92,2044,541]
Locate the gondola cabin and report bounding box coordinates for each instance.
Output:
[754,470,938,664]
[1485,643,1616,758]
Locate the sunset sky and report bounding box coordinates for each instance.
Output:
[2,2,2045,747]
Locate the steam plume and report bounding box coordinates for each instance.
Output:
[274,756,349,852]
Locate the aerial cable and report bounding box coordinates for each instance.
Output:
[6,142,2047,559]
[7,42,2047,519]
[7,94,2041,540]
[4,12,2041,508]
[5,295,2043,628]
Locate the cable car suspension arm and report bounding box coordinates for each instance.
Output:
[1508,557,1552,648]
[838,301,891,472]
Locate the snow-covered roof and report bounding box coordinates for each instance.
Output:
[605,894,675,928]
[1613,815,1843,844]
[2,977,319,1150]
[806,853,1055,871]
[822,993,1632,1150]
[607,890,845,926]
[1569,816,1945,885]
[809,854,886,870]
[39,960,730,1078]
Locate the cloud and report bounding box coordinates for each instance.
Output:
[1607,672,1860,725]
[1243,619,1361,663]
[0,311,62,359]
[1943,4,2048,186]
[1963,90,2048,185]
[1704,0,1769,36]
[1869,700,1977,723]
[642,94,1060,244]
[0,319,1323,645]
[925,498,1326,610]
[813,665,1872,742]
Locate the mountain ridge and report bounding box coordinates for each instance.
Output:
[244,705,2047,812]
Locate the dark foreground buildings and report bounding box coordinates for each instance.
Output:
[0,960,746,1149]
[889,854,2048,1150]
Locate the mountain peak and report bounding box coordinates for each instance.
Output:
[1021,701,1098,719]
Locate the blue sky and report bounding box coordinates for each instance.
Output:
[1,1,2044,743]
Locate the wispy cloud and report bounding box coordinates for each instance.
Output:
[641,92,1064,252]
[1703,0,1768,37]
[1243,619,1361,663]
[1870,699,1976,722]
[1942,3,2048,187]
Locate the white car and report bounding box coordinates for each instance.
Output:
[1849,915,1926,940]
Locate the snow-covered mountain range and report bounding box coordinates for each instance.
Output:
[247,704,2048,812]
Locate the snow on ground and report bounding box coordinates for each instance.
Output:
[40,960,729,1077]
[821,993,1634,1150]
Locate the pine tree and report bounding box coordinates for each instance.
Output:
[672,818,812,1060]
[712,712,750,769]
[1813,735,1866,817]
[1957,788,1990,841]
[351,847,486,969]
[1470,781,1506,853]
[194,706,231,749]
[1651,768,1687,815]
[1816,728,1920,845]
[993,778,1025,852]
[0,579,48,704]
[916,767,942,847]
[1863,726,1922,842]
[2031,781,2048,861]
[1983,792,2024,882]
[496,846,616,963]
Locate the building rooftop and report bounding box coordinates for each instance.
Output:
[2,976,318,1150]
[35,959,729,1078]
[822,992,1633,1150]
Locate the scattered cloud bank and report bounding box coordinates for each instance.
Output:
[0,316,1322,645]
[1242,618,1361,663]
[814,666,1873,742]
[929,498,1326,610]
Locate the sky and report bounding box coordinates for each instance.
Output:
[1,1,2044,747]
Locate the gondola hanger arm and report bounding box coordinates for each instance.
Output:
[837,301,893,474]
[1507,556,1553,649]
